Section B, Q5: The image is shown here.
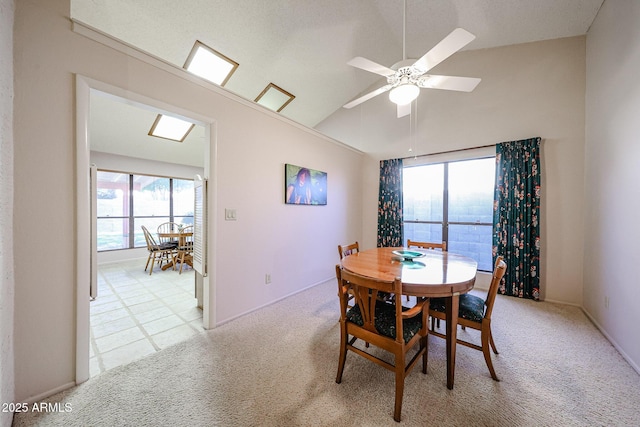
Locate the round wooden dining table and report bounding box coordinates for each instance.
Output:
[340,246,478,389]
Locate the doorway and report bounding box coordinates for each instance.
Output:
[76,75,217,383]
[91,168,203,377]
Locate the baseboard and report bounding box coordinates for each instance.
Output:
[541,297,582,307]
[537,299,639,375]
[582,307,640,375]
[216,276,333,327]
[21,381,76,405]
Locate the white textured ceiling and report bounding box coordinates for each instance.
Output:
[90,93,206,168]
[74,0,603,163]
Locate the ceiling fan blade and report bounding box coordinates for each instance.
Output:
[412,28,476,74]
[417,75,481,92]
[347,57,396,77]
[397,102,411,118]
[343,84,393,109]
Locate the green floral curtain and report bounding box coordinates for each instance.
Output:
[377,159,403,247]
[493,137,541,300]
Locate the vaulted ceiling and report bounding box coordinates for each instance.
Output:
[75,0,603,164]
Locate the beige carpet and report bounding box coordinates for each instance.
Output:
[13,279,640,426]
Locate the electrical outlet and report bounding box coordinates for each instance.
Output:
[604,295,610,309]
[265,274,271,284]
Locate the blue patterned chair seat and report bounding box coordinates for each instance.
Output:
[346,301,423,343]
[430,294,485,323]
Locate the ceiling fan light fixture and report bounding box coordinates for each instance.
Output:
[389,84,420,106]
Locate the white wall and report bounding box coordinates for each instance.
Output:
[0,0,14,425]
[584,0,640,372]
[320,36,587,305]
[91,151,204,180]
[13,0,363,401]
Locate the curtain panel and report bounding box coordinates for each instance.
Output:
[377,159,403,247]
[493,137,541,300]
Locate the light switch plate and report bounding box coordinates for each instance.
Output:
[225,209,237,221]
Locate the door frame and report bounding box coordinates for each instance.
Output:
[75,75,218,384]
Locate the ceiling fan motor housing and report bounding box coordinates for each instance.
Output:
[387,66,421,88]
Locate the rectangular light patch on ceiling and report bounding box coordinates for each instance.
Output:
[255,83,295,112]
[148,114,195,142]
[184,40,239,86]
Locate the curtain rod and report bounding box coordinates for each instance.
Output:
[400,143,496,160]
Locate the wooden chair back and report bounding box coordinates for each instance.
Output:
[339,267,401,337]
[483,256,507,321]
[407,239,446,251]
[337,242,359,307]
[142,225,160,250]
[180,225,194,247]
[157,222,181,245]
[335,265,429,422]
[337,241,359,260]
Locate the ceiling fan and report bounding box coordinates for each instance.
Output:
[343,0,481,118]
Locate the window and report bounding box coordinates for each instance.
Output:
[96,171,130,251]
[96,171,194,251]
[403,157,495,271]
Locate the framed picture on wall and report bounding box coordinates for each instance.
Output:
[284,163,327,205]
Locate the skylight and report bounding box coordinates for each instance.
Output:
[255,83,295,112]
[184,40,239,86]
[148,114,195,142]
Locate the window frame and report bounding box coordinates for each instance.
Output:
[402,155,495,271]
[96,169,194,252]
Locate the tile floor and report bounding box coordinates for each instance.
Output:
[89,258,204,378]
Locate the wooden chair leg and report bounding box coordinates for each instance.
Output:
[335,324,348,384]
[481,324,499,381]
[489,329,499,354]
[171,252,178,270]
[178,251,185,274]
[148,254,156,275]
[145,254,152,272]
[422,334,428,374]
[393,356,405,422]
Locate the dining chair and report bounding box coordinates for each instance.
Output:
[428,256,507,381]
[335,265,429,422]
[156,222,181,248]
[141,225,176,275]
[337,241,359,259]
[406,239,447,251]
[174,225,194,274]
[337,242,359,307]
